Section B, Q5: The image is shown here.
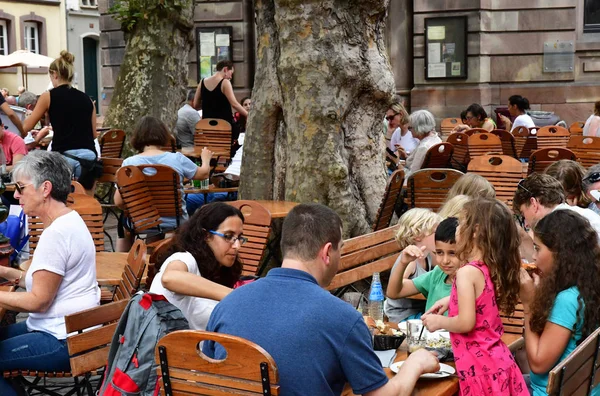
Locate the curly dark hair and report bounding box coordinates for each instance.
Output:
[157,202,245,288]
[456,198,521,315]
[530,210,600,340]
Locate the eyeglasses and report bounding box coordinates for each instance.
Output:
[584,172,600,184]
[385,114,399,121]
[517,179,533,196]
[209,230,247,245]
[15,183,33,195]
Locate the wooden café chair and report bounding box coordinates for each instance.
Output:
[569,121,584,137]
[67,193,106,252]
[567,135,600,169]
[463,127,489,136]
[101,239,147,303]
[421,142,453,170]
[228,200,273,276]
[467,132,503,158]
[405,168,464,212]
[161,134,177,153]
[440,117,461,138]
[99,129,126,158]
[446,132,470,171]
[513,125,537,159]
[527,148,577,175]
[468,155,522,206]
[136,164,183,230]
[536,125,570,150]
[491,129,519,159]
[145,237,173,290]
[195,118,233,171]
[372,169,404,232]
[94,157,124,250]
[546,325,600,395]
[156,330,280,395]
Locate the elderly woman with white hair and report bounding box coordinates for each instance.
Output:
[0,151,99,396]
[404,110,442,178]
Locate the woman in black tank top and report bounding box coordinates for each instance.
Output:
[23,51,97,188]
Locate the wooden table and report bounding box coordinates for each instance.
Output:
[341,332,523,396]
[252,200,299,218]
[20,252,128,286]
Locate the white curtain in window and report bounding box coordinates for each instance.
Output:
[23,22,39,54]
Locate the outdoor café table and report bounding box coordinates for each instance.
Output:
[19,252,129,286]
[251,200,299,219]
[341,332,524,396]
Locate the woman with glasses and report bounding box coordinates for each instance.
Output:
[465,103,496,131]
[149,202,245,330]
[385,101,418,160]
[0,151,99,396]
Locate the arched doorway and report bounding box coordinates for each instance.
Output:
[83,36,98,113]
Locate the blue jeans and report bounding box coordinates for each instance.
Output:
[186,192,237,216]
[0,321,70,396]
[62,149,97,179]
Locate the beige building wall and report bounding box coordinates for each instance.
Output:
[408,0,600,126]
[0,0,67,95]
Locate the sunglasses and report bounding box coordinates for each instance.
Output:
[385,113,399,121]
[583,172,600,184]
[517,179,533,196]
[15,182,33,195]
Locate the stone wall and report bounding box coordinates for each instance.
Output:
[98,0,254,115]
[409,0,600,126]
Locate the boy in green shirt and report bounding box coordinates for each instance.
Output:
[386,217,460,315]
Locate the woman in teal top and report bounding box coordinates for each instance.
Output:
[519,210,600,395]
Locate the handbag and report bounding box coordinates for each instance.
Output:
[62,152,104,190]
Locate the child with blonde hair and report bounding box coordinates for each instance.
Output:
[384,208,441,322]
[438,194,471,219]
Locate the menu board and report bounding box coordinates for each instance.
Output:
[424,16,467,80]
[196,27,233,81]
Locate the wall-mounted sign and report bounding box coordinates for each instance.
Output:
[543,41,574,73]
[424,16,468,80]
[196,27,233,82]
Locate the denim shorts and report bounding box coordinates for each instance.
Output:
[62,149,96,179]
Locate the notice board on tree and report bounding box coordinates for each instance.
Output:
[196,27,233,82]
[424,16,467,80]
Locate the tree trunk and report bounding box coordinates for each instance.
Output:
[103,0,195,155]
[240,0,395,237]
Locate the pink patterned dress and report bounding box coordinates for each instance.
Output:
[448,260,527,395]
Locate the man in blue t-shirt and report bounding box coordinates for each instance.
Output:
[203,203,439,396]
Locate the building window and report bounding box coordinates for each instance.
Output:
[584,0,600,33]
[0,21,7,56]
[23,22,39,53]
[80,0,98,7]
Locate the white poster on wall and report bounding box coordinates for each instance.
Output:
[428,63,446,78]
[428,43,441,64]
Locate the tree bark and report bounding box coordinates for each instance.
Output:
[103,1,195,155]
[240,0,395,237]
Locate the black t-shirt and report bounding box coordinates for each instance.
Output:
[48,85,96,154]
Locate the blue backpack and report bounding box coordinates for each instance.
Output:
[0,210,30,262]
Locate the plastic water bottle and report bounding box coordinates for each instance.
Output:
[368,272,384,321]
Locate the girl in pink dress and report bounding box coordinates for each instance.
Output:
[422,198,527,395]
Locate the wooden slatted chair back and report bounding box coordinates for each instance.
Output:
[113,239,147,301]
[513,126,537,159]
[536,125,570,150]
[195,118,232,161]
[116,165,163,233]
[146,237,173,290]
[160,134,177,153]
[527,148,577,175]
[70,180,86,194]
[97,157,124,184]
[372,170,404,231]
[27,215,44,255]
[546,326,600,395]
[327,224,401,291]
[64,300,128,377]
[66,193,105,252]
[447,132,470,171]
[467,132,503,158]
[406,169,464,212]
[569,121,584,137]
[567,136,600,169]
[137,164,182,225]
[99,129,126,158]
[228,200,272,276]
[468,155,523,206]
[491,129,519,159]
[421,143,453,169]
[440,117,461,137]
[156,330,280,396]
[499,303,525,336]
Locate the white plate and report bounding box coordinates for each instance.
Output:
[390,362,455,379]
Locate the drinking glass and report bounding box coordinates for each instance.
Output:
[406,319,426,354]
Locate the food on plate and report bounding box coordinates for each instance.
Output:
[522,263,541,276]
[426,335,451,349]
[364,317,404,336]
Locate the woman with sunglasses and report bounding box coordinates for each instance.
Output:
[149,202,245,330]
[582,165,600,215]
[386,101,418,160]
[0,151,99,396]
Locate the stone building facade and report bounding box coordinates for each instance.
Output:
[100,0,599,125]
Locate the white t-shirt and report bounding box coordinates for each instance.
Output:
[553,203,600,240]
[149,251,218,330]
[583,114,600,137]
[224,133,244,176]
[26,211,100,339]
[510,114,535,132]
[389,128,419,154]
